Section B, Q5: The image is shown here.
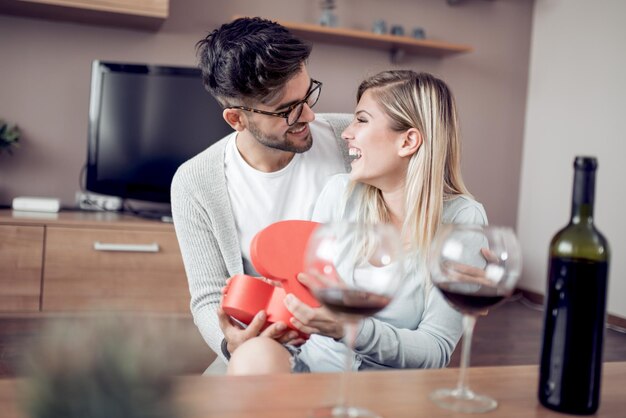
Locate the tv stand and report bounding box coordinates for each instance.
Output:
[124,208,173,223]
[116,200,172,223]
[0,209,189,314]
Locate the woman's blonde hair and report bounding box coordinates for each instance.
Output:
[349,70,470,261]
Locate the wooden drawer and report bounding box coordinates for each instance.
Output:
[0,225,44,312]
[42,226,189,313]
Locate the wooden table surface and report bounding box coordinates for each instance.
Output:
[2,362,625,417]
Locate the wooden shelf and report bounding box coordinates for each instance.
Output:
[276,20,473,61]
[0,0,168,30]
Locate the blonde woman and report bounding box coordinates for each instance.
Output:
[227,71,487,374]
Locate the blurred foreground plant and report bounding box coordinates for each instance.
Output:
[0,119,21,155]
[19,316,201,418]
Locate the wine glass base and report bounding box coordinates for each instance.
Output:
[309,405,381,418]
[430,388,497,413]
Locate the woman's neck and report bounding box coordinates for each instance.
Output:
[382,186,405,231]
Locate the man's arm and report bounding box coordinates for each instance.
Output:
[171,170,231,361]
[171,152,302,362]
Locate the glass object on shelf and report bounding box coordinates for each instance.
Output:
[372,19,387,35]
[319,0,338,27]
[411,27,426,39]
[390,25,405,36]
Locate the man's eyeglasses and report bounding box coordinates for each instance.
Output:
[225,79,322,126]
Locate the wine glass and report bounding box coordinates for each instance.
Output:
[304,221,405,418]
[429,224,522,413]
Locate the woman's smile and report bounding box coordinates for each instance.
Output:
[348,147,362,162]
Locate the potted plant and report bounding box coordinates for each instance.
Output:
[0,118,21,155]
[19,316,193,418]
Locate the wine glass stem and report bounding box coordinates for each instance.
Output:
[338,319,359,409]
[456,314,477,396]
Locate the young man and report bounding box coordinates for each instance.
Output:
[171,17,350,368]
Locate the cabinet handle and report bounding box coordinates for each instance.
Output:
[93,241,160,253]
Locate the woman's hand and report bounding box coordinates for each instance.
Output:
[282,273,345,340]
[444,247,501,286]
[442,248,500,316]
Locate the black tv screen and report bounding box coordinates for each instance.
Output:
[86,60,232,203]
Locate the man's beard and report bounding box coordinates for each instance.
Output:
[247,120,313,153]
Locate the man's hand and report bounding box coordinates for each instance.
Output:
[218,277,303,356]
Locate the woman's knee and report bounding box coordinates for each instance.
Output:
[227,336,292,375]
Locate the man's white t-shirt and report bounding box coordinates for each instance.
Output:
[224,116,346,275]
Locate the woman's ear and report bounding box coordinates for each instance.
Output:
[223,109,247,132]
[398,128,423,157]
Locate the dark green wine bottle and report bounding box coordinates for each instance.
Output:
[538,156,610,415]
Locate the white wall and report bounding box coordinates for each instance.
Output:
[518,0,626,318]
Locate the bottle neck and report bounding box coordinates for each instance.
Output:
[570,167,596,225]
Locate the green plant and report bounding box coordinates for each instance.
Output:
[0,118,21,155]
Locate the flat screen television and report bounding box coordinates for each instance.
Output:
[86,60,232,205]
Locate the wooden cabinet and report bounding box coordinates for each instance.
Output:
[0,224,43,312]
[0,210,190,314]
[43,226,189,312]
[0,0,168,30]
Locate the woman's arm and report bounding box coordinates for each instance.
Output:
[352,289,463,369]
[352,201,488,369]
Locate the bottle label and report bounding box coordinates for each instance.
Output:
[539,257,608,414]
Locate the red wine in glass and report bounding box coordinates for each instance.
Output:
[314,288,392,318]
[435,282,512,315]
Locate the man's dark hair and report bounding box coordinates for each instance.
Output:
[196,17,312,107]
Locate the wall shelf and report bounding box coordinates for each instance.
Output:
[0,0,168,30]
[275,20,473,61]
